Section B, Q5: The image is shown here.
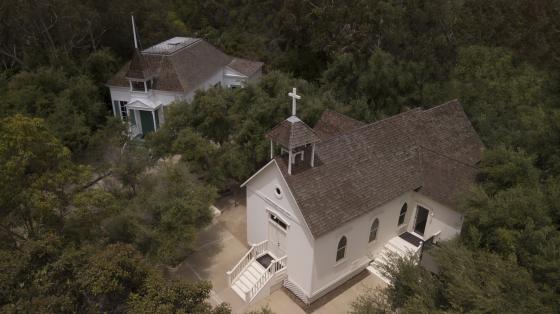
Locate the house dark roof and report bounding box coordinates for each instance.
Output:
[107,38,263,93]
[227,58,264,77]
[125,50,157,80]
[266,116,321,150]
[313,110,366,140]
[272,100,484,238]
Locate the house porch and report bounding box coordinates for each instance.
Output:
[125,100,163,138]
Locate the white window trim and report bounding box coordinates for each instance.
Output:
[334,234,349,266]
[369,218,379,243]
[266,208,290,233]
[397,202,408,226]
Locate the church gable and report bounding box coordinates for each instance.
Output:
[242,160,305,228]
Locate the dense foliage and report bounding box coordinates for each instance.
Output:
[1,0,560,312]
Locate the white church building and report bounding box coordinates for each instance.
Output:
[107,35,262,137]
[227,90,484,305]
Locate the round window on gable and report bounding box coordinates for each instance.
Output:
[274,186,283,198]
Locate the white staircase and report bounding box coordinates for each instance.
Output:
[226,240,287,303]
[231,260,266,297]
[367,236,422,284]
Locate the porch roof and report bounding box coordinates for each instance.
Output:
[126,99,161,111]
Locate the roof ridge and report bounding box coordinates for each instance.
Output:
[319,107,423,145]
[418,145,479,169]
[421,99,460,112]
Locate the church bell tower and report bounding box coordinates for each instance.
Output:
[265,88,320,175]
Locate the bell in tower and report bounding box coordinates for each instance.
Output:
[266,88,320,175]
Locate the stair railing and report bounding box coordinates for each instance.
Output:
[245,255,288,302]
[226,240,268,286]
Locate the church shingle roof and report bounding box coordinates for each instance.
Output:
[274,100,484,237]
[313,110,366,140]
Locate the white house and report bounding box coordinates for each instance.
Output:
[106,36,263,137]
[227,90,484,305]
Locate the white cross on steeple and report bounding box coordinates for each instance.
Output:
[288,87,301,116]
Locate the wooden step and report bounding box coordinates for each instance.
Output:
[366,265,391,284]
[247,265,263,279]
[239,274,255,287]
[234,278,249,292]
[232,283,247,300]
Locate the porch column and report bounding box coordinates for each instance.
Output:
[270,140,274,159]
[160,106,165,124]
[152,110,157,131]
[311,143,316,167]
[288,149,293,175]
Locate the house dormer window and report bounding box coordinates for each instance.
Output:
[336,236,347,261]
[131,80,146,92]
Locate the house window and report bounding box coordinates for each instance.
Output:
[117,101,128,120]
[269,213,287,230]
[336,236,347,261]
[131,81,146,92]
[369,219,379,242]
[398,203,407,226]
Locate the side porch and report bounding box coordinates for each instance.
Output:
[367,230,442,283]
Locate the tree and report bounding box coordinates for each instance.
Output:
[0,68,107,153]
[113,162,217,264]
[0,115,88,242]
[352,243,554,313]
[127,275,231,314]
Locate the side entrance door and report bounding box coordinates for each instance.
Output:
[268,214,287,258]
[139,110,155,135]
[414,206,429,236]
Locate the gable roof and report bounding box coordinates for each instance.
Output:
[266,116,321,150]
[107,38,263,93]
[313,110,366,140]
[269,100,484,237]
[227,58,264,77]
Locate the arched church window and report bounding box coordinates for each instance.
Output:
[398,203,407,226]
[336,236,347,261]
[369,219,379,242]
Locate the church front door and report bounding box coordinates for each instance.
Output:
[268,214,287,258]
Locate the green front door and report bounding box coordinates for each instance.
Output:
[139,110,155,134]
